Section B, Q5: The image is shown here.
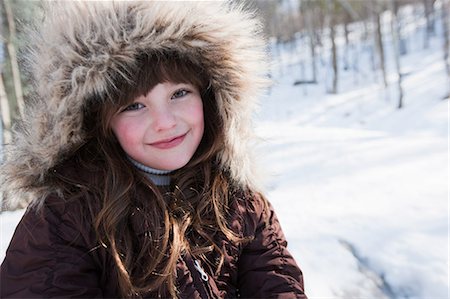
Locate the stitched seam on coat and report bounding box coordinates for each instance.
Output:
[44,202,66,294]
[269,218,297,294]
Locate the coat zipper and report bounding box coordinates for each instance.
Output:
[193,259,209,282]
[186,256,216,298]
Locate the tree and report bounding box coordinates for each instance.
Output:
[423,0,436,48]
[2,0,24,117]
[323,0,340,94]
[369,0,388,88]
[300,0,319,83]
[0,73,11,145]
[1,0,42,149]
[442,0,450,99]
[390,0,404,108]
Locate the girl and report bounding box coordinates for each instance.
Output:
[1,1,307,298]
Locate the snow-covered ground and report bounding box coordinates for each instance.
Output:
[255,7,448,298]
[1,4,448,299]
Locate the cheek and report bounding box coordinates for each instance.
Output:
[191,99,204,129]
[111,119,141,148]
[191,102,205,138]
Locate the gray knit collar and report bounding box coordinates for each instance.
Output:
[128,157,171,186]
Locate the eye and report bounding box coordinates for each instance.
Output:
[172,89,190,99]
[122,102,145,112]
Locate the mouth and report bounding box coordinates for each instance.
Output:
[149,133,187,149]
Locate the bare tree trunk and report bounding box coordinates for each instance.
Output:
[309,23,317,83]
[336,0,360,20]
[372,1,388,88]
[302,0,317,83]
[442,0,450,99]
[343,20,350,71]
[367,1,387,87]
[376,15,387,87]
[0,72,11,145]
[1,74,11,213]
[327,0,338,94]
[330,23,338,94]
[423,0,436,48]
[423,0,430,48]
[390,0,404,109]
[3,0,24,117]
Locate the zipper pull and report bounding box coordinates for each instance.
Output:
[194,259,209,281]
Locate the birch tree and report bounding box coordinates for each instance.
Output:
[2,0,24,117]
[0,73,11,145]
[370,0,388,88]
[390,0,404,108]
[325,0,339,94]
[1,0,43,147]
[423,0,436,48]
[0,72,10,211]
[442,0,450,99]
[300,0,319,83]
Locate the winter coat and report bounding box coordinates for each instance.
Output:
[0,1,307,298]
[1,160,306,298]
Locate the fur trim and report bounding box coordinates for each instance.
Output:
[1,1,268,208]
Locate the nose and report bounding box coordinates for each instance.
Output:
[150,105,176,132]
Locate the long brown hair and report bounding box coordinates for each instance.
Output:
[62,52,250,297]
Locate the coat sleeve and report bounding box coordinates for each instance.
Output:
[237,195,307,299]
[0,197,107,298]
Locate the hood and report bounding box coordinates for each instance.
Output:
[1,1,268,208]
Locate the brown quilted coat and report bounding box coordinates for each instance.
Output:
[1,164,306,298]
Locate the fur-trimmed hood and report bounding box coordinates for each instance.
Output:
[1,1,268,208]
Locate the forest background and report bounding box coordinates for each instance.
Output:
[1,0,448,153]
[1,0,449,298]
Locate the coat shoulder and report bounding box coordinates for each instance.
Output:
[0,191,114,297]
[229,190,269,237]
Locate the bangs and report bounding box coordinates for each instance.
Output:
[115,53,209,107]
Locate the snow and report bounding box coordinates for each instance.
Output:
[1,3,448,299]
[0,209,25,261]
[255,5,448,298]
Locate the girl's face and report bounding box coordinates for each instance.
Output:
[111,81,204,171]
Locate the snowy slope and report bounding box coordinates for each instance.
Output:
[255,8,448,298]
[256,73,447,298]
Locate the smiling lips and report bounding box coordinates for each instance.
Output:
[149,133,187,149]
